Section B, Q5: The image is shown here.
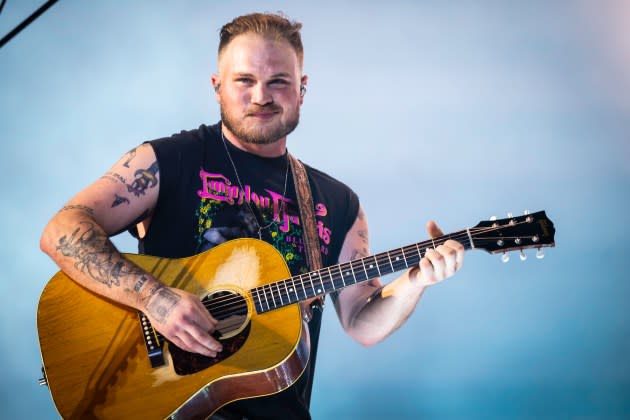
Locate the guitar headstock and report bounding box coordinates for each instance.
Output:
[471,211,555,257]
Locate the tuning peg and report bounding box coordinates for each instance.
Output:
[501,253,510,263]
[519,250,527,261]
[536,248,545,259]
[507,212,513,218]
[524,209,530,215]
[490,216,497,221]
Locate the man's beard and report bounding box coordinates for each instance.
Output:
[220,104,300,145]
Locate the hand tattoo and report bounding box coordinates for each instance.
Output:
[146,286,180,323]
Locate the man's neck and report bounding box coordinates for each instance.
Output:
[221,126,287,158]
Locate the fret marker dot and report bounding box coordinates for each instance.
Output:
[369,264,373,268]
[395,257,400,261]
[317,289,322,293]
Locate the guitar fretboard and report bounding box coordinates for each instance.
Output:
[251,229,473,314]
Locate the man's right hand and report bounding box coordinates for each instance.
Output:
[142,284,223,358]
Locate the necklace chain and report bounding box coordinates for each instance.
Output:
[220,128,289,240]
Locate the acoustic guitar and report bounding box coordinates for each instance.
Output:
[37,211,555,419]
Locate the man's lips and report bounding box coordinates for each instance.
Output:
[246,107,281,118]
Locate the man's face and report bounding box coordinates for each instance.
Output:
[213,33,305,145]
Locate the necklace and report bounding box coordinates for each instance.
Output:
[220,128,290,240]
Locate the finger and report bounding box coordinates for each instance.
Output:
[176,328,220,357]
[186,321,223,353]
[192,299,218,330]
[417,255,434,285]
[435,244,458,276]
[444,239,465,272]
[169,335,216,358]
[424,248,445,282]
[426,220,444,239]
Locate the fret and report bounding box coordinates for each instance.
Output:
[403,245,421,267]
[275,282,284,306]
[282,279,294,305]
[359,258,369,279]
[362,256,380,279]
[268,285,279,309]
[298,273,308,299]
[374,253,392,276]
[261,285,270,311]
[289,278,299,302]
[347,260,358,285]
[254,287,263,313]
[332,264,345,289]
[351,259,366,283]
[312,271,324,295]
[386,251,395,273]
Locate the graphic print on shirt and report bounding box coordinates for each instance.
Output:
[195,169,333,274]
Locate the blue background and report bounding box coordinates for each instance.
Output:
[1,1,628,419]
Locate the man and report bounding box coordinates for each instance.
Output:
[40,12,464,419]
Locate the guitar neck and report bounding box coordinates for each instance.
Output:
[251,229,474,314]
[251,210,556,314]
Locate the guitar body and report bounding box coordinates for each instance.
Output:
[37,239,310,419]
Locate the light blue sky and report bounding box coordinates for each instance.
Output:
[1,1,628,418]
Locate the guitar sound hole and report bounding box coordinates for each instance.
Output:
[170,290,251,376]
[205,290,248,340]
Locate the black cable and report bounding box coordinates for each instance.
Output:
[0,0,7,15]
[0,0,58,49]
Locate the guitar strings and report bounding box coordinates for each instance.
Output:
[182,222,537,318]
[199,223,528,316]
[149,220,542,340]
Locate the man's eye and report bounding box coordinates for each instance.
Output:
[269,79,289,86]
[237,78,254,84]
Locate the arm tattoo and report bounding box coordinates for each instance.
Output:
[145,286,180,323]
[126,161,159,197]
[357,229,368,242]
[111,193,130,207]
[350,247,369,260]
[59,205,94,216]
[101,171,126,184]
[56,221,142,287]
[123,147,137,168]
[133,275,149,292]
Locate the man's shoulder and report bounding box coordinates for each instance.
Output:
[148,123,220,149]
[301,160,357,199]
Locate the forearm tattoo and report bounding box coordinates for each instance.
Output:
[145,285,180,323]
[56,221,143,287]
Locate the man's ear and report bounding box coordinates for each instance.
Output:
[211,74,221,102]
[299,74,308,105]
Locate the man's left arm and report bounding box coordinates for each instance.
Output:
[332,205,464,346]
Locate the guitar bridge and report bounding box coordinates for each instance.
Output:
[138,311,165,368]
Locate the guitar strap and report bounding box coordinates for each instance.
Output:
[288,153,324,322]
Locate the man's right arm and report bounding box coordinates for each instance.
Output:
[39,143,222,357]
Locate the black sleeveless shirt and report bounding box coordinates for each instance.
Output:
[140,123,359,419]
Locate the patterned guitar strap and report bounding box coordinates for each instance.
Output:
[288,153,324,322]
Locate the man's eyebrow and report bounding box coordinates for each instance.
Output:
[233,72,255,78]
[232,72,292,79]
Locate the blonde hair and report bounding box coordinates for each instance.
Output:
[219,12,304,65]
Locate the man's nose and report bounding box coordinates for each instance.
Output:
[251,83,272,106]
